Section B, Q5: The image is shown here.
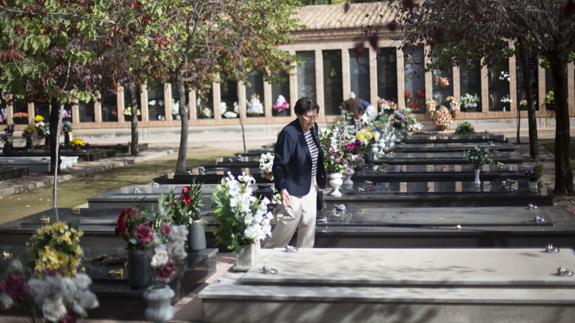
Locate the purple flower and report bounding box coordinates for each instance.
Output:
[0,275,29,303]
[135,224,154,246]
[157,261,177,281]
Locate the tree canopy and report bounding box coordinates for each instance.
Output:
[395,0,575,194]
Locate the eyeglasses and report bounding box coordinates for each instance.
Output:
[300,113,317,121]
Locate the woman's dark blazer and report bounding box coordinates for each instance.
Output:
[272,119,326,196]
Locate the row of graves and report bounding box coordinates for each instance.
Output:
[0,120,148,181]
[1,108,575,322]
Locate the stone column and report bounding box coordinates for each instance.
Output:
[94,91,102,123]
[538,63,546,111]
[369,47,378,105]
[453,66,461,100]
[396,48,405,109]
[424,46,433,105]
[6,94,13,124]
[28,102,35,124]
[140,83,149,122]
[480,63,489,114]
[189,90,197,121]
[165,83,173,122]
[117,84,125,123]
[70,101,79,125]
[213,81,221,120]
[264,81,272,120]
[342,48,351,99]
[509,53,518,113]
[315,49,325,121]
[289,51,297,115]
[238,81,247,120]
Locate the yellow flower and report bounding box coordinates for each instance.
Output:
[34,115,44,122]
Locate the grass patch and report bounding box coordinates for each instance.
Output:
[0,148,234,224]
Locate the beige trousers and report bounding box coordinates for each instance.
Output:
[264,178,317,248]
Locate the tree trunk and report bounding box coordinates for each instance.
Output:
[48,97,61,174]
[550,54,572,194]
[175,71,189,174]
[518,44,539,162]
[128,81,140,156]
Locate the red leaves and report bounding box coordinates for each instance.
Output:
[0,49,24,62]
[156,36,172,49]
[402,0,416,9]
[367,32,379,52]
[343,1,350,13]
[353,41,366,58]
[139,13,152,26]
[14,24,25,36]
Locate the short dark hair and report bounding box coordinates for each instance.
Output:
[294,97,320,115]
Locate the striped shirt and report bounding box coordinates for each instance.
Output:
[304,130,319,178]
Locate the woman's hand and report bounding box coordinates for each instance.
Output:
[281,189,291,208]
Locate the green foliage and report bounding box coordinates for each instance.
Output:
[545,90,555,107]
[455,121,475,135]
[464,146,492,169]
[526,163,544,182]
[159,181,203,225]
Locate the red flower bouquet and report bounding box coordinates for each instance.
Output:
[159,182,202,226]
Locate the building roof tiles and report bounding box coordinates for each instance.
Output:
[295,2,397,31]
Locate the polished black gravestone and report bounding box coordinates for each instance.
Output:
[373,150,524,165]
[354,163,527,182]
[0,208,218,320]
[324,178,553,207]
[393,141,515,153]
[404,132,507,144]
[0,166,29,180]
[314,206,575,249]
[154,166,272,185]
[2,147,117,161]
[86,183,219,209]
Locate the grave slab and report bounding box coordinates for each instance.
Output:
[200,248,575,323]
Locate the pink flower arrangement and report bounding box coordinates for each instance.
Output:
[273,95,289,113]
[115,207,156,250]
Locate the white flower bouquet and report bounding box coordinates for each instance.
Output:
[212,173,273,251]
[258,152,274,181]
[150,223,188,283]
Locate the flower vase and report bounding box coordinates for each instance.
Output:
[426,103,435,118]
[128,248,152,289]
[143,285,175,323]
[328,173,343,197]
[473,168,481,186]
[25,137,33,151]
[234,241,261,272]
[3,142,13,156]
[64,133,71,147]
[529,180,539,192]
[343,168,354,187]
[188,220,206,252]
